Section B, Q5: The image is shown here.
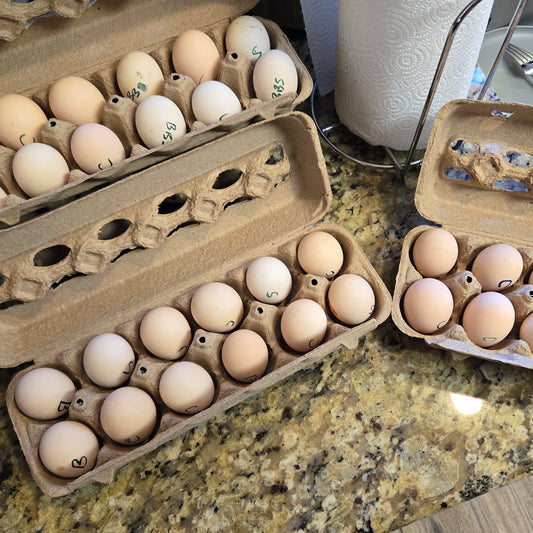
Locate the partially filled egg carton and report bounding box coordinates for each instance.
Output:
[6,222,392,497]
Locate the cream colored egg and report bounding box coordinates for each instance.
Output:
[0,94,47,150]
[190,282,244,333]
[39,421,99,478]
[12,142,69,197]
[402,278,454,334]
[0,186,7,209]
[116,51,164,103]
[100,386,157,445]
[221,329,269,382]
[411,228,459,278]
[135,95,187,148]
[49,76,106,126]
[245,256,292,304]
[83,333,135,388]
[297,231,344,278]
[519,313,533,352]
[70,123,126,174]
[471,243,523,291]
[172,30,220,85]
[253,49,298,101]
[159,361,215,414]
[328,274,375,325]
[15,367,76,420]
[139,306,191,360]
[280,298,328,352]
[462,292,515,347]
[225,15,271,64]
[191,81,242,126]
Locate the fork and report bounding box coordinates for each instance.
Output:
[505,43,533,76]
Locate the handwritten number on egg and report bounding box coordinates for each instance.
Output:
[122,360,135,375]
[71,456,88,469]
[125,435,141,444]
[498,279,512,288]
[57,400,71,412]
[266,291,279,299]
[127,88,141,101]
[19,133,35,146]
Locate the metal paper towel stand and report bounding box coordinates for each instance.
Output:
[310,0,528,178]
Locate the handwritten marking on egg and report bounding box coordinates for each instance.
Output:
[471,244,523,292]
[191,81,242,126]
[280,298,328,352]
[221,329,269,382]
[253,49,298,101]
[225,16,271,64]
[116,51,164,103]
[327,274,375,326]
[246,256,292,304]
[411,228,458,278]
[297,231,344,279]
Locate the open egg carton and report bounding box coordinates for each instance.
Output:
[392,99,533,369]
[2,112,392,496]
[0,0,312,227]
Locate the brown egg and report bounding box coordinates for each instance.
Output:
[297,231,344,278]
[411,228,458,278]
[221,329,269,382]
[327,273,375,325]
[280,298,328,352]
[519,313,533,352]
[471,243,523,291]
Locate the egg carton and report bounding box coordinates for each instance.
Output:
[392,99,533,369]
[0,0,312,227]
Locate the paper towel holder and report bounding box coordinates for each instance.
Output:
[310,0,528,177]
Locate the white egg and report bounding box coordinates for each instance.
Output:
[246,256,292,304]
[191,81,242,126]
[225,16,271,64]
[253,49,298,101]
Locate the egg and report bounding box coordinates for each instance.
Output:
[411,228,459,278]
[172,30,220,85]
[471,243,523,291]
[116,51,164,103]
[39,421,99,478]
[139,306,192,360]
[159,361,215,414]
[191,81,242,126]
[519,313,533,352]
[190,282,244,333]
[297,231,344,278]
[12,142,69,197]
[221,329,269,382]
[327,274,375,325]
[462,291,515,347]
[70,123,126,174]
[14,367,76,420]
[0,93,47,150]
[245,256,292,304]
[253,49,298,101]
[0,186,8,208]
[48,76,106,126]
[225,15,271,64]
[83,333,135,388]
[135,95,187,148]
[99,386,157,445]
[280,298,328,352]
[402,278,454,334]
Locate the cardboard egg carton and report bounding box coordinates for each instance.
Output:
[0,0,312,227]
[392,99,533,369]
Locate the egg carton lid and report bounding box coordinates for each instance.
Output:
[416,99,533,245]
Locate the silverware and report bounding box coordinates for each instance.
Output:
[506,43,533,76]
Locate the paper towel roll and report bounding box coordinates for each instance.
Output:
[335,0,493,150]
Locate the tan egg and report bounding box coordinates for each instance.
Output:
[411,228,459,277]
[191,81,242,125]
[253,49,298,101]
[172,30,220,85]
[402,278,454,334]
[297,231,344,278]
[116,51,164,103]
[225,15,271,64]
[49,76,106,126]
[159,361,215,414]
[0,93,47,150]
[83,333,135,388]
[471,243,523,291]
[100,386,157,445]
[462,292,515,348]
[15,367,76,420]
[327,274,375,325]
[519,313,533,352]
[246,256,292,304]
[0,186,7,209]
[139,306,191,360]
[39,421,99,478]
[70,123,126,174]
[280,298,328,352]
[221,329,269,382]
[190,282,244,333]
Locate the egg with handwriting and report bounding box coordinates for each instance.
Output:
[100,386,157,445]
[15,367,76,420]
[116,51,164,103]
[39,421,99,478]
[0,94,47,150]
[297,231,344,279]
[0,186,6,208]
[70,123,126,174]
[246,256,292,304]
[159,361,215,414]
[221,329,269,382]
[225,15,271,64]
[471,243,523,292]
[139,306,191,360]
[328,274,375,325]
[412,228,458,278]
[519,313,533,351]
[281,298,328,352]
[462,291,515,347]
[83,333,135,388]
[12,143,69,197]
[253,49,298,101]
[135,95,187,148]
[49,76,106,126]
[191,81,242,125]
